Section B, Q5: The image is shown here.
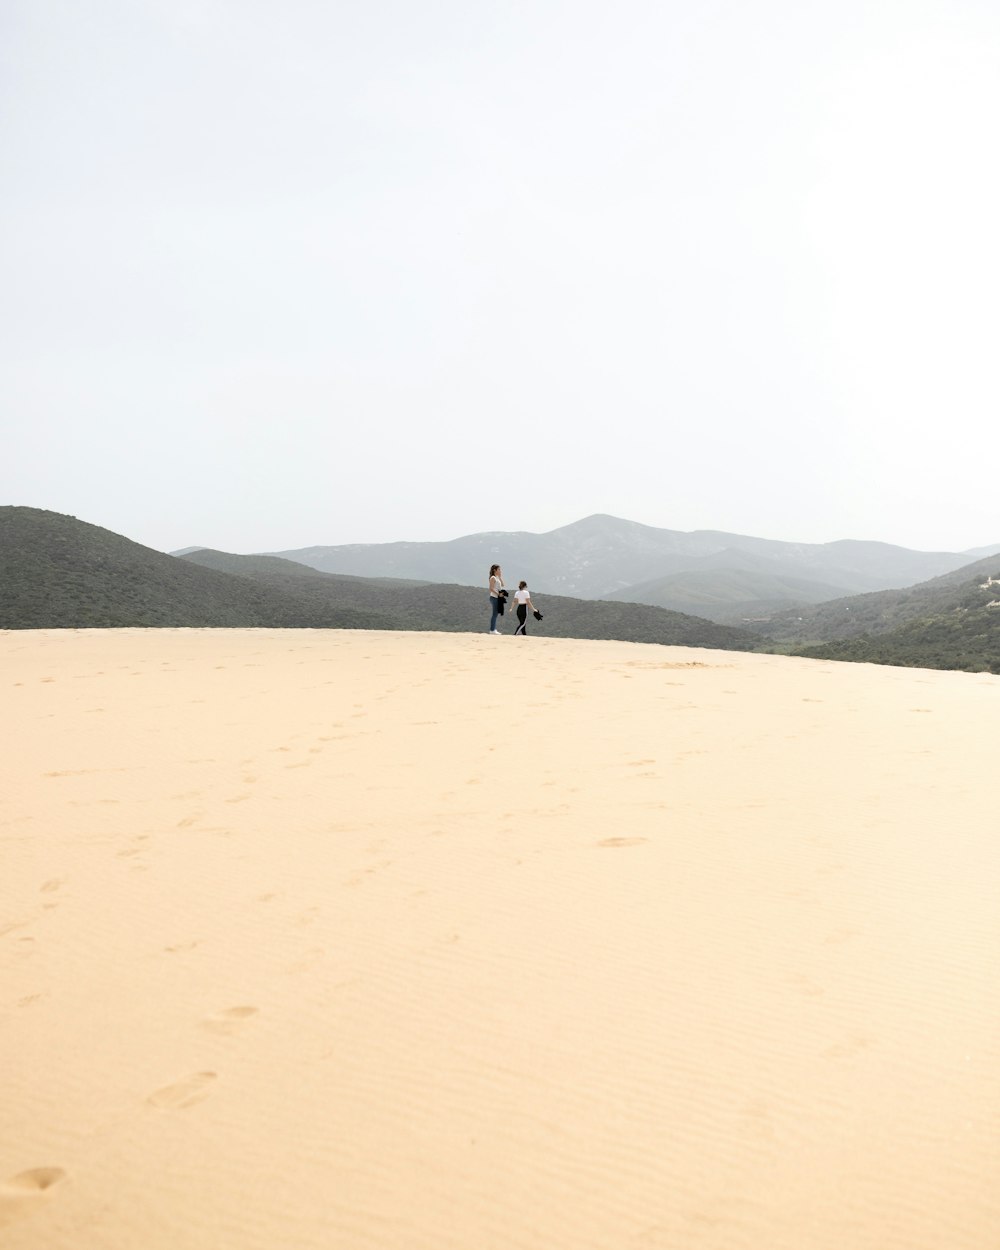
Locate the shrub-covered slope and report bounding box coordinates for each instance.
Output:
[0,508,394,629]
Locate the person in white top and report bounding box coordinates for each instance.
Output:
[512,581,537,636]
[488,564,506,634]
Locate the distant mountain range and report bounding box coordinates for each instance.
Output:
[0,508,759,652]
[4,507,999,673]
[264,513,999,623]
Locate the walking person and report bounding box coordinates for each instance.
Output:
[488,564,506,634]
[512,581,538,636]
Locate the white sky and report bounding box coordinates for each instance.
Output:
[3,0,999,554]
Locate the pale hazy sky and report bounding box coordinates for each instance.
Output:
[3,0,999,555]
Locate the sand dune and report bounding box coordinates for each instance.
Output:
[2,628,998,1249]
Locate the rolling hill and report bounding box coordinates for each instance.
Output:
[747,553,1000,645]
[0,508,397,630]
[265,513,995,616]
[781,556,1000,673]
[179,547,762,650]
[0,508,761,651]
[796,602,1000,674]
[602,567,849,622]
[8,508,998,672]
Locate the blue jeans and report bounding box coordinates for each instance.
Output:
[489,597,500,631]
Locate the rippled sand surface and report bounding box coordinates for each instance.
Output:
[3,628,999,1248]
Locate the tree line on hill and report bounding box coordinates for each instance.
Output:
[792,588,1000,674]
[758,554,1000,674]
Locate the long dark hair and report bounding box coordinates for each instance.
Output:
[489,564,500,578]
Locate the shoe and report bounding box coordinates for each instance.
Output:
[490,629,501,634]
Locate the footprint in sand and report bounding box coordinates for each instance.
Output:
[788,973,826,998]
[39,878,64,893]
[147,1071,217,1109]
[597,837,649,848]
[824,1033,873,1059]
[0,1168,67,1229]
[202,1006,258,1035]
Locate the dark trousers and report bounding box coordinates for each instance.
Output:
[514,604,528,635]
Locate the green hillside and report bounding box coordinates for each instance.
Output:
[787,561,1000,673]
[796,602,1000,673]
[752,554,1000,645]
[0,508,396,630]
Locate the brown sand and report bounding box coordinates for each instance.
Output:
[2,628,999,1249]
